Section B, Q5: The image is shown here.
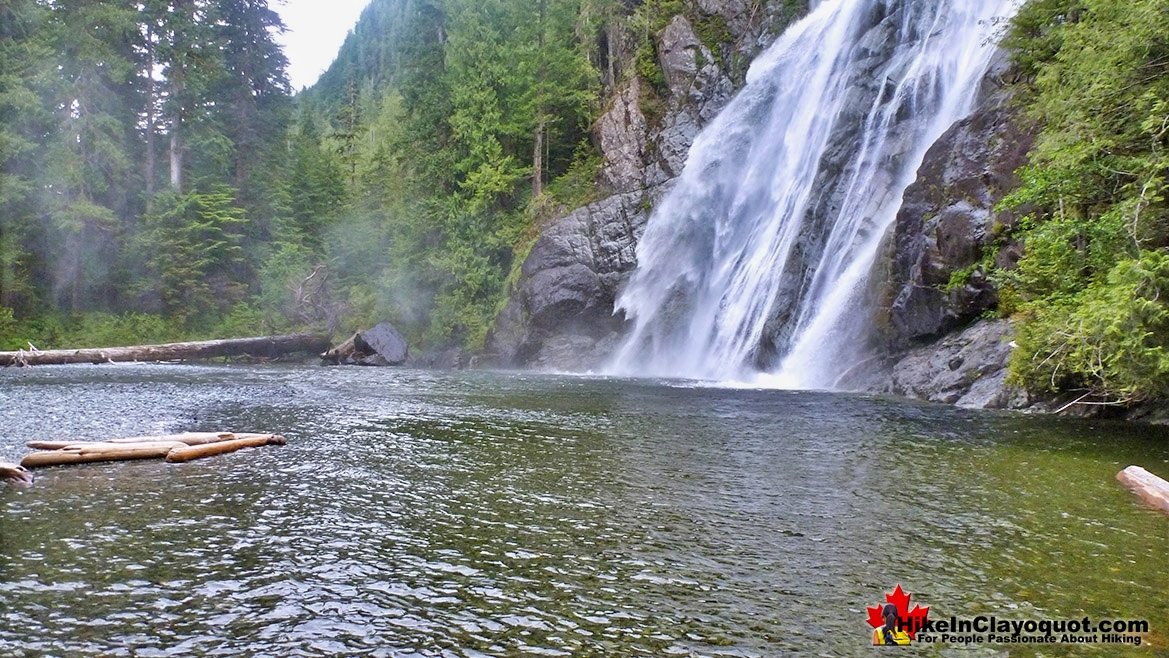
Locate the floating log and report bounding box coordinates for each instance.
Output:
[20,432,287,470]
[108,432,236,446]
[27,432,237,451]
[22,442,187,468]
[1117,466,1169,516]
[166,434,286,463]
[0,333,332,367]
[1,462,34,484]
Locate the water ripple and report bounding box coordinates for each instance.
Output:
[0,365,1167,656]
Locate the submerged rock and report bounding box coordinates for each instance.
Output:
[322,322,409,366]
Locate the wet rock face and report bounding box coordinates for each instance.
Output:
[868,56,1036,406]
[490,2,795,369]
[487,191,652,367]
[886,53,1036,346]
[596,79,648,194]
[886,319,1027,409]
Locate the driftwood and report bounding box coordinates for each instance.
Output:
[27,432,236,451]
[1117,465,1169,515]
[22,441,188,468]
[166,434,286,463]
[20,432,287,470]
[0,333,331,367]
[1,462,34,484]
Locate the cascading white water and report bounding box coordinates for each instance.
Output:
[608,0,1019,387]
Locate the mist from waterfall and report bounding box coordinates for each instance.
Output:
[607,0,1019,388]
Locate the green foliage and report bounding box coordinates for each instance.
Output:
[1010,251,1169,401]
[546,142,604,209]
[55,312,190,348]
[0,0,294,339]
[0,0,756,355]
[999,0,1169,399]
[138,190,247,322]
[308,0,604,350]
[0,310,191,350]
[628,0,686,39]
[635,43,667,91]
[0,306,22,350]
[693,14,733,69]
[256,241,319,330]
[1003,0,1084,80]
[213,302,281,338]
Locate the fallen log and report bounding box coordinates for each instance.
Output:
[166,434,286,463]
[1117,466,1169,515]
[1,462,34,484]
[19,431,287,470]
[22,442,188,468]
[108,432,236,446]
[0,333,332,367]
[26,441,77,451]
[28,433,236,451]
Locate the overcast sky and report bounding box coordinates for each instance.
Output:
[276,0,372,91]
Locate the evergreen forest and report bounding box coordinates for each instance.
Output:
[0,0,641,351]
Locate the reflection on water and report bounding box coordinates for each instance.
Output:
[0,364,1167,656]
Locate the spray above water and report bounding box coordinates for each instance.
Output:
[608,0,1019,388]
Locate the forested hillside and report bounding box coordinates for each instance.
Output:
[0,0,290,347]
[0,0,739,353]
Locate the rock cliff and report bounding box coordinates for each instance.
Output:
[877,53,1036,408]
[488,1,806,368]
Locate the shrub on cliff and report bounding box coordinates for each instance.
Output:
[1000,0,1169,400]
[1012,252,1169,401]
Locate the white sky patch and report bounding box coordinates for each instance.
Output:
[276,0,372,91]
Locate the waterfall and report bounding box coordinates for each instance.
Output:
[608,0,1019,387]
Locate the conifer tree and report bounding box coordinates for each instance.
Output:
[0,0,50,312]
[41,0,141,312]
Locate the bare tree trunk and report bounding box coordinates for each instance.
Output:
[0,333,332,367]
[144,25,157,201]
[68,231,83,314]
[0,222,10,309]
[606,22,617,89]
[532,120,545,198]
[167,1,188,194]
[532,0,547,198]
[169,126,183,193]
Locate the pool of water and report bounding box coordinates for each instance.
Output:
[0,364,1166,656]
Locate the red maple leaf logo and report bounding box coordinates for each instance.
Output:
[867,584,930,640]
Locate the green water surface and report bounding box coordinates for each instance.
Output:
[0,365,1166,656]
